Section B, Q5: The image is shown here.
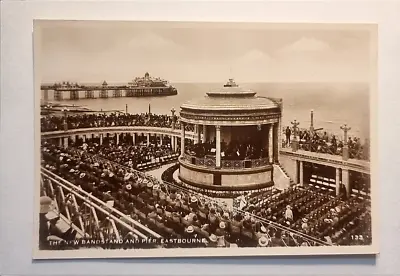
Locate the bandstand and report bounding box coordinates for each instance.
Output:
[178,79,283,189]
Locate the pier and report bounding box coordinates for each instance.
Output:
[41,73,178,102]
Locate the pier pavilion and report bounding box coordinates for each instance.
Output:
[178,79,283,188]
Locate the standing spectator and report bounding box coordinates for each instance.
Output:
[285,127,291,146]
[285,205,293,221]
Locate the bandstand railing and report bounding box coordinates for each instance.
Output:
[182,154,270,170]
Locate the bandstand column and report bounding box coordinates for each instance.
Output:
[216,125,221,168]
[63,137,68,149]
[147,133,150,145]
[132,133,136,145]
[202,124,207,143]
[116,133,120,145]
[59,137,62,147]
[299,160,304,186]
[268,124,274,163]
[160,134,163,146]
[197,125,201,143]
[170,136,175,151]
[100,134,103,145]
[193,125,198,144]
[342,169,350,198]
[335,168,341,196]
[295,160,299,184]
[181,123,185,156]
[82,135,86,143]
[174,136,178,152]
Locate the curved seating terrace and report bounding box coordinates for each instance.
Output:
[41,125,369,174]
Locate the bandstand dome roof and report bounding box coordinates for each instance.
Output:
[180,79,282,126]
[181,79,279,112]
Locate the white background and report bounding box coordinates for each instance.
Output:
[1,1,400,275]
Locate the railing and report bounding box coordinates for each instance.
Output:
[221,158,269,169]
[41,126,195,141]
[280,148,370,174]
[40,168,162,246]
[182,154,270,170]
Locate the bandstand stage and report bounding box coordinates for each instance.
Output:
[177,79,283,189]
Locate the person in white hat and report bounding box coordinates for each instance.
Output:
[258,236,269,247]
[256,225,268,240]
[301,218,309,230]
[125,184,132,191]
[207,234,218,247]
[124,173,131,181]
[186,225,194,234]
[40,196,53,214]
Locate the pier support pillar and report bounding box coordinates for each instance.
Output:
[216,125,221,168]
[147,133,150,145]
[132,133,136,145]
[100,134,103,145]
[116,133,119,145]
[335,168,341,197]
[160,134,163,146]
[59,138,62,147]
[82,135,86,143]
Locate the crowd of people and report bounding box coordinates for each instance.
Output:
[40,113,194,132]
[69,137,177,171]
[39,113,372,248]
[243,186,371,246]
[284,126,370,161]
[185,139,269,161]
[162,165,372,247]
[41,141,331,248]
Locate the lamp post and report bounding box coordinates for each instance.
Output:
[62,107,69,131]
[291,119,300,152]
[340,124,351,160]
[310,109,314,134]
[61,107,69,149]
[171,108,176,130]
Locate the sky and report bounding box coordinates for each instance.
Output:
[38,21,373,84]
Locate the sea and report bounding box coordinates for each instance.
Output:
[62,82,370,140]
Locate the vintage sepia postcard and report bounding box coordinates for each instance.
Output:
[33,20,378,259]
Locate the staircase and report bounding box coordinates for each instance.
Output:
[273,162,296,190]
